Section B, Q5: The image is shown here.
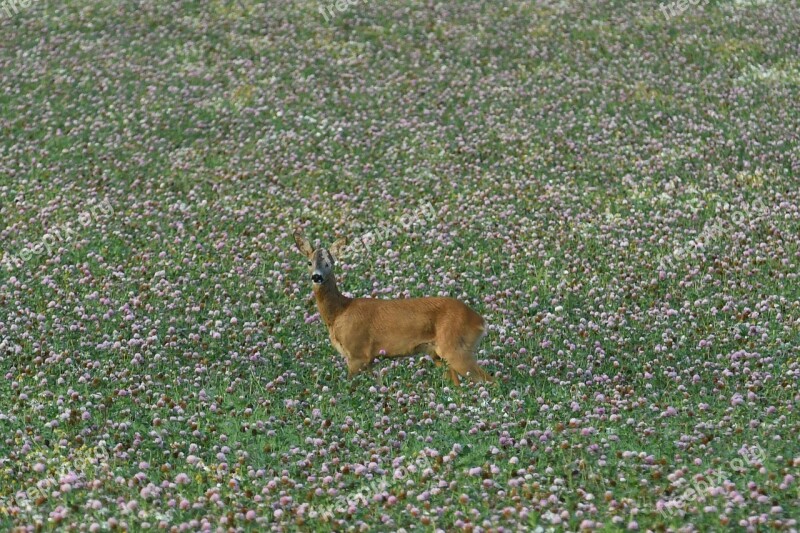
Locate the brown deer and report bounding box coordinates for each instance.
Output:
[293,228,492,385]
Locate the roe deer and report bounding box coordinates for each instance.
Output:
[293,228,492,385]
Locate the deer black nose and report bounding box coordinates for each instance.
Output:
[311,274,324,283]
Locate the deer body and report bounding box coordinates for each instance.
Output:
[295,229,491,384]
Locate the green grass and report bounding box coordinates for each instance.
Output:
[1,0,800,530]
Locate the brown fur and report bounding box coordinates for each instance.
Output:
[294,229,492,385]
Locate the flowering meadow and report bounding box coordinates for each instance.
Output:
[1,0,800,531]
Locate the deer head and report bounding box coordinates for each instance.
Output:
[293,228,347,285]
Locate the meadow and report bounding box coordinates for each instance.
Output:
[1,0,799,530]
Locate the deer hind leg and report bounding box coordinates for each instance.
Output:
[430,347,460,383]
[437,330,491,385]
[448,367,461,386]
[429,347,444,368]
[446,352,492,384]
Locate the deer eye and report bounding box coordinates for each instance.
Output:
[307,261,311,266]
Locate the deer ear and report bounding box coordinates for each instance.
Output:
[329,237,347,261]
[293,229,314,257]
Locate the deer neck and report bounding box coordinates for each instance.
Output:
[313,276,350,328]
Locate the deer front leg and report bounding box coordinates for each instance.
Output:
[346,357,371,378]
[346,357,376,392]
